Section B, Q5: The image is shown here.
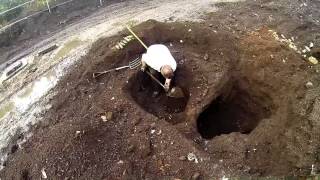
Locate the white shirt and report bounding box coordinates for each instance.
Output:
[141,44,177,72]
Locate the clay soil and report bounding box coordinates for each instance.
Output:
[1,1,320,178]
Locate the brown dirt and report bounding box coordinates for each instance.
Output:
[1,19,320,179]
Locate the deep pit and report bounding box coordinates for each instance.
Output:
[197,83,273,139]
[126,68,189,124]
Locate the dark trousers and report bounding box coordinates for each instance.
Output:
[137,67,164,92]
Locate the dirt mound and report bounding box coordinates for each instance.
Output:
[1,20,319,179]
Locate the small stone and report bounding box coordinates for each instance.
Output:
[308,56,318,65]
[117,160,124,164]
[187,153,197,162]
[152,91,159,98]
[310,42,314,48]
[150,122,156,128]
[127,145,135,153]
[192,172,201,180]
[188,29,192,32]
[202,89,208,97]
[29,67,38,73]
[203,53,209,61]
[305,46,311,52]
[156,130,162,135]
[151,129,156,134]
[101,115,107,122]
[76,131,81,135]
[106,111,113,121]
[178,156,186,161]
[180,40,184,43]
[209,24,213,27]
[133,118,142,125]
[306,81,313,89]
[41,168,47,179]
[253,148,257,152]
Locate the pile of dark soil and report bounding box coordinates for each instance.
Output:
[1,20,319,179]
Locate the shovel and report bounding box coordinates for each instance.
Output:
[145,71,185,98]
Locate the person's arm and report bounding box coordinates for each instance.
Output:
[164,78,171,92]
[141,54,147,72]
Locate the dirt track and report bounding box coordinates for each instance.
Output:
[1,0,320,179]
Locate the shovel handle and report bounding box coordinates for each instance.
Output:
[145,71,166,89]
[126,26,148,50]
[93,66,129,78]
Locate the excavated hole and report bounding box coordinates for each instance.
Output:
[126,69,189,124]
[197,83,273,139]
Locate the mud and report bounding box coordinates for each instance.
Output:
[1,18,320,179]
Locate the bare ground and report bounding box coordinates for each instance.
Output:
[1,0,320,179]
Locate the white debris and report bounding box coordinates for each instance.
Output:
[41,168,47,179]
[117,160,124,164]
[151,129,156,134]
[180,40,184,43]
[187,152,198,163]
[311,164,316,175]
[305,46,311,52]
[101,115,107,122]
[222,176,229,180]
[157,130,162,135]
[188,29,192,32]
[170,43,173,47]
[306,81,313,89]
[310,42,314,48]
[308,56,318,65]
[76,131,81,135]
[111,97,115,100]
[270,54,274,59]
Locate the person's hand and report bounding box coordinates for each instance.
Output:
[141,59,147,72]
[164,79,171,92]
[164,84,170,92]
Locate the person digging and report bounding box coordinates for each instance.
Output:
[126,26,184,98]
[138,43,186,98]
[140,44,177,94]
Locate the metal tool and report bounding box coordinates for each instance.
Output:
[93,57,141,78]
[145,71,185,98]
